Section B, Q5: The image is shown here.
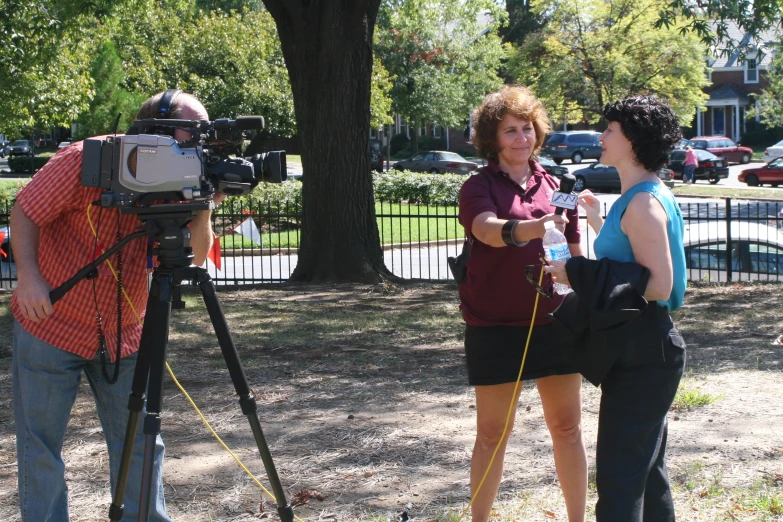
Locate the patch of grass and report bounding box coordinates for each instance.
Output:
[671,184,783,200]
[671,383,720,412]
[286,154,302,165]
[733,478,783,518]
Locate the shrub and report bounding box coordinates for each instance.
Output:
[417,135,446,151]
[217,180,303,217]
[740,119,783,148]
[390,133,410,155]
[373,170,466,205]
[8,155,51,173]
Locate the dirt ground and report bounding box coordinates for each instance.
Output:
[0,282,781,521]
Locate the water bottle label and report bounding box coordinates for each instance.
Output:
[546,244,570,261]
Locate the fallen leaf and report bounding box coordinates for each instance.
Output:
[543,509,557,518]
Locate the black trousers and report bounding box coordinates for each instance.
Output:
[595,317,686,522]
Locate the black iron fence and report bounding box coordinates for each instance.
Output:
[1,196,781,289]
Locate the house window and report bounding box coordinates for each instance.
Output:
[432,125,442,138]
[706,60,712,82]
[745,57,758,83]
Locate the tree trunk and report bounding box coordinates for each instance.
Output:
[263,0,391,283]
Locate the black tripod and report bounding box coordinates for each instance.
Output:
[50,203,294,522]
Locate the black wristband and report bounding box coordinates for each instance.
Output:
[501,219,527,247]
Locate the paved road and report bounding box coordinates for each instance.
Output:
[559,158,773,190]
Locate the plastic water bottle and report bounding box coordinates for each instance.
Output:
[542,220,572,295]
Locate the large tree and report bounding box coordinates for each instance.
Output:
[0,2,94,137]
[750,41,783,128]
[375,0,507,153]
[261,1,390,282]
[656,0,782,56]
[509,0,709,126]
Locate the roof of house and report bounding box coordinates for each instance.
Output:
[705,84,750,105]
[708,20,780,69]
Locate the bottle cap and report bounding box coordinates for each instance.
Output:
[544,220,555,230]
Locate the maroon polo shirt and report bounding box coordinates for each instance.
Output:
[458,159,581,327]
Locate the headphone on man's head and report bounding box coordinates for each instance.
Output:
[158,89,182,119]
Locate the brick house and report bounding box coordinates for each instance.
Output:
[695,22,780,140]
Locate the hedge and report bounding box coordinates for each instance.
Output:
[1,167,469,209]
[8,154,52,173]
[372,169,466,205]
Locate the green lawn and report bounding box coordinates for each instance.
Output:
[672,184,783,200]
[219,201,461,250]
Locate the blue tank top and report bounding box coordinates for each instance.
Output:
[593,181,686,311]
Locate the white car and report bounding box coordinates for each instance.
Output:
[58,141,72,149]
[763,139,783,163]
[684,221,783,282]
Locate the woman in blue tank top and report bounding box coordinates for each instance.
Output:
[549,95,687,522]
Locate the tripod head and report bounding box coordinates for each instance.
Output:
[124,202,211,269]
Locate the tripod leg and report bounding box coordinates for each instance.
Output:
[198,274,294,522]
[137,274,174,522]
[110,278,167,522]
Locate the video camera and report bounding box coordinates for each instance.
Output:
[81,116,286,208]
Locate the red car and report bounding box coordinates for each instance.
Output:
[688,136,753,164]
[738,157,783,187]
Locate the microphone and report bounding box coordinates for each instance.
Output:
[551,173,577,216]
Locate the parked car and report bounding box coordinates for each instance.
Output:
[541,131,602,164]
[688,136,753,164]
[537,156,568,178]
[572,163,675,192]
[0,140,9,158]
[684,221,783,281]
[668,148,729,184]
[58,141,72,149]
[738,157,783,187]
[393,150,478,174]
[8,139,33,157]
[763,139,783,164]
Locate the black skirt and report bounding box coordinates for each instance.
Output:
[464,323,580,386]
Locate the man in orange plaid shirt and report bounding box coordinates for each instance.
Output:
[10,91,223,522]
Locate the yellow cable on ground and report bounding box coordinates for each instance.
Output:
[456,267,544,522]
[86,204,304,521]
[165,362,305,522]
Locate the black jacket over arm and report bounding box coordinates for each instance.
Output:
[549,256,667,386]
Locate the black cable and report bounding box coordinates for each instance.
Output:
[99,212,124,384]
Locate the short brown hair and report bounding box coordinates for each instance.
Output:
[471,85,551,161]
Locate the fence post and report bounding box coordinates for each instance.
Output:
[725,197,733,282]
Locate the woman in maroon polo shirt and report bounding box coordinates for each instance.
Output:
[459,85,586,522]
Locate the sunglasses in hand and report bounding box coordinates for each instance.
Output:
[524,256,554,299]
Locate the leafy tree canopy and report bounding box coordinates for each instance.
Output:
[509,0,709,126]
[371,56,395,129]
[656,0,782,58]
[375,0,508,138]
[0,1,295,139]
[750,41,783,128]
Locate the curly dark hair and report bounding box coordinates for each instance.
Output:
[471,85,551,161]
[602,95,682,172]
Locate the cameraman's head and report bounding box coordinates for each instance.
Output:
[136,90,209,142]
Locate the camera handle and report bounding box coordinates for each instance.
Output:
[49,230,148,305]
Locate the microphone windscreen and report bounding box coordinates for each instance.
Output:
[559,173,576,193]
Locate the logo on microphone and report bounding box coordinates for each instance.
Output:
[551,191,577,210]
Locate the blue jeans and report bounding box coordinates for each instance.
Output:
[683,164,696,182]
[12,321,170,522]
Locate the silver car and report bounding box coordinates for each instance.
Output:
[393,150,478,174]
